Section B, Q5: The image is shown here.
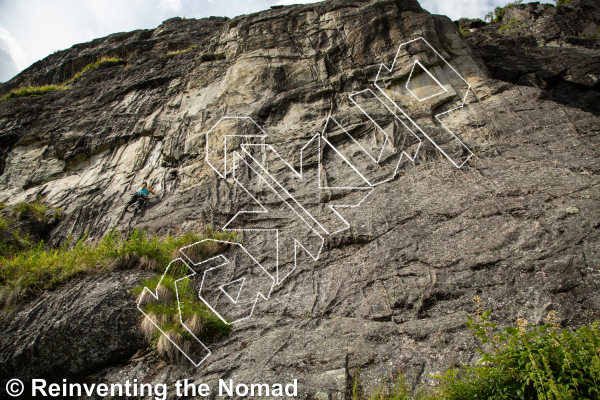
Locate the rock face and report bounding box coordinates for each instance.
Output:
[1,0,599,398]
[463,0,600,115]
[0,271,150,391]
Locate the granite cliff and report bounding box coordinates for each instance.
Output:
[0,0,599,398]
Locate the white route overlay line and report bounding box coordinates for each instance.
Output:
[227,150,326,285]
[139,36,475,366]
[137,258,212,367]
[374,37,474,168]
[194,243,275,325]
[406,59,448,102]
[219,277,245,304]
[348,88,422,167]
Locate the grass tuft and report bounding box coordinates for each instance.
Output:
[12,197,52,221]
[0,57,124,103]
[133,259,233,363]
[167,45,198,56]
[1,85,70,102]
[0,198,63,258]
[67,56,124,83]
[0,225,240,308]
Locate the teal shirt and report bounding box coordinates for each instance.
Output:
[136,188,149,196]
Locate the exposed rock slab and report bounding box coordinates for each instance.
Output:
[0,0,598,397]
[0,271,149,396]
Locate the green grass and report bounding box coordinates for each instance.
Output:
[0,85,70,102]
[459,26,471,36]
[129,232,236,362]
[167,45,198,56]
[132,274,232,340]
[498,17,518,32]
[67,56,124,82]
[485,0,523,23]
[0,226,240,308]
[0,198,63,258]
[0,57,124,103]
[12,198,51,221]
[357,298,600,400]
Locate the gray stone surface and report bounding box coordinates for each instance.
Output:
[0,0,599,398]
[464,0,600,115]
[0,271,150,394]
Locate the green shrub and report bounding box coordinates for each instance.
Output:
[360,297,600,399]
[459,26,471,36]
[1,85,70,102]
[436,301,600,400]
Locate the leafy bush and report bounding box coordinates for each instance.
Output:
[436,300,600,400]
[0,226,240,308]
[0,85,70,102]
[359,297,600,399]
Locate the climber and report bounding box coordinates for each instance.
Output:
[124,182,156,214]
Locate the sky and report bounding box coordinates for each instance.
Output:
[0,0,545,83]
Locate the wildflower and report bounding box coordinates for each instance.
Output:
[516,317,527,335]
[474,296,484,316]
[545,310,561,334]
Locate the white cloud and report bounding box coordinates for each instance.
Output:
[157,0,183,12]
[419,0,503,20]
[0,0,541,77]
[0,26,26,70]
